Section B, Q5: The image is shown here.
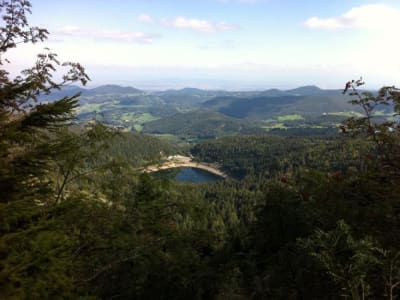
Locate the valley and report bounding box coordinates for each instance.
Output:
[4,1,400,299]
[8,77,400,300]
[41,84,393,144]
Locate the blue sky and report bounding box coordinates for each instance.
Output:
[6,0,400,89]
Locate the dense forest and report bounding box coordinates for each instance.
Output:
[191,135,369,179]
[1,1,400,299]
[142,111,264,140]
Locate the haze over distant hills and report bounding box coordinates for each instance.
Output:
[42,84,346,101]
[39,83,385,141]
[201,86,355,120]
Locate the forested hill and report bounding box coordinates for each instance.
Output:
[42,84,377,137]
[191,134,369,179]
[86,85,142,95]
[4,1,400,299]
[142,110,264,139]
[202,92,359,120]
[40,84,143,100]
[100,132,179,167]
[41,84,347,102]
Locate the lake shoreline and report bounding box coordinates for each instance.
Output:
[143,155,228,179]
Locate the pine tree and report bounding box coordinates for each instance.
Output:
[0,1,90,297]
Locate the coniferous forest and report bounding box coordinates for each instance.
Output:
[1,1,400,299]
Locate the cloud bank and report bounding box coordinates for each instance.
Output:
[304,4,400,30]
[162,17,238,33]
[56,26,158,44]
[137,14,239,34]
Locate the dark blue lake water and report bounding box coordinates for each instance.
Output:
[175,167,223,183]
[154,167,223,183]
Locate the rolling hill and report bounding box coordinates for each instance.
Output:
[142,110,264,140]
[38,84,380,135]
[85,84,142,95]
[202,91,358,120]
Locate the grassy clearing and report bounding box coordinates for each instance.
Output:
[262,123,288,131]
[120,113,136,122]
[151,134,181,143]
[135,113,159,123]
[119,112,159,124]
[262,119,275,124]
[78,103,102,114]
[134,124,143,132]
[276,114,304,122]
[327,111,364,118]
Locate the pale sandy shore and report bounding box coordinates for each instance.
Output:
[143,155,228,179]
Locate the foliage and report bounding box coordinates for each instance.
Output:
[202,92,358,120]
[192,134,368,179]
[1,1,400,299]
[299,220,381,300]
[342,78,400,176]
[142,110,264,140]
[0,0,91,297]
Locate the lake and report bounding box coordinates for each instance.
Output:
[154,167,223,183]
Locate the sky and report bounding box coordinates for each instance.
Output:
[5,0,400,90]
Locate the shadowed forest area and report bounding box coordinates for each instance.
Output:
[1,1,400,299]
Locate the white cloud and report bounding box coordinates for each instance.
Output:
[161,16,238,33]
[304,4,400,30]
[304,17,348,30]
[56,26,158,44]
[137,14,154,24]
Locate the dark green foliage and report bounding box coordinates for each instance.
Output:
[0,1,91,297]
[269,126,338,136]
[192,134,368,179]
[156,88,227,107]
[342,79,400,176]
[142,110,264,140]
[202,91,357,120]
[299,220,381,300]
[2,2,400,299]
[99,132,178,167]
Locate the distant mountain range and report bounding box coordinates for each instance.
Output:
[201,93,356,120]
[39,84,144,101]
[38,84,378,135]
[86,84,142,95]
[40,84,346,100]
